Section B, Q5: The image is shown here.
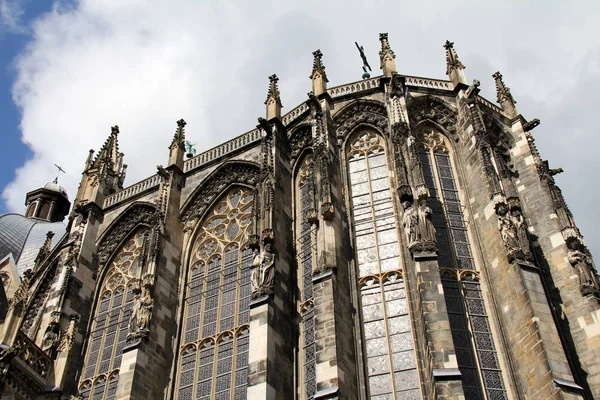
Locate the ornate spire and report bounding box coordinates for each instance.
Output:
[92,125,122,172]
[310,50,328,96]
[493,71,517,117]
[265,74,282,120]
[168,119,187,169]
[379,33,396,77]
[34,231,55,269]
[443,41,465,74]
[171,119,186,149]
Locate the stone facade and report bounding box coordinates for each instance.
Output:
[1,34,599,400]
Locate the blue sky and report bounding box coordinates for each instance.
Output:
[0,1,599,258]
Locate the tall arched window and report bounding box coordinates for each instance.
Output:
[346,131,421,399]
[176,187,253,400]
[79,228,148,400]
[417,128,508,400]
[295,155,317,399]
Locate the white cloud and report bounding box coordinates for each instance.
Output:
[3,0,600,257]
[0,0,26,34]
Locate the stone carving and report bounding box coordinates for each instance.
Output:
[443,40,465,75]
[497,205,519,255]
[58,314,79,353]
[41,313,61,359]
[289,126,312,160]
[403,200,437,254]
[9,269,32,310]
[127,287,154,342]
[250,244,275,299]
[402,201,419,247]
[34,231,54,270]
[97,204,157,266]
[510,209,532,261]
[181,163,260,222]
[408,96,457,137]
[568,241,600,297]
[334,100,388,142]
[418,199,436,244]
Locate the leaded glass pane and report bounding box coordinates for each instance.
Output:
[347,132,420,399]
[417,132,507,399]
[176,187,254,398]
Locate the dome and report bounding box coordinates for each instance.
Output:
[43,180,69,200]
[0,213,66,277]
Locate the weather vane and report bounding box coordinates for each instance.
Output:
[54,164,65,183]
[185,141,197,159]
[355,41,372,79]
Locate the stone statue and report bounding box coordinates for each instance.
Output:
[128,288,154,341]
[417,199,436,243]
[568,241,600,296]
[402,201,418,247]
[511,209,532,260]
[250,244,276,298]
[42,322,61,358]
[497,205,520,260]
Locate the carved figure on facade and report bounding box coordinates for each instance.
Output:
[567,241,600,297]
[402,201,419,248]
[496,204,523,262]
[510,209,533,261]
[418,199,436,244]
[41,313,61,359]
[127,287,154,342]
[250,243,275,299]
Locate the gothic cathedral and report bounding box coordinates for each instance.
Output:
[1,34,599,400]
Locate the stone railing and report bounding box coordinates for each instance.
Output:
[14,330,52,380]
[327,76,381,98]
[404,76,453,90]
[104,174,162,208]
[476,95,504,115]
[281,103,309,126]
[184,128,261,173]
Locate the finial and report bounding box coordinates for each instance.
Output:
[265,74,281,104]
[493,71,517,117]
[444,40,466,85]
[111,125,119,135]
[378,33,396,77]
[310,50,328,95]
[171,118,186,149]
[355,41,372,79]
[265,74,282,120]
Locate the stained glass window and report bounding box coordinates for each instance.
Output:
[176,187,253,399]
[296,155,317,399]
[417,129,508,400]
[78,229,148,399]
[346,132,421,399]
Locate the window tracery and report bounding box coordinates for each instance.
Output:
[417,129,508,400]
[176,187,253,400]
[78,228,148,400]
[346,131,421,399]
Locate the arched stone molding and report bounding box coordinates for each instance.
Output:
[288,124,313,161]
[180,161,261,223]
[333,100,389,143]
[96,202,157,270]
[407,95,458,138]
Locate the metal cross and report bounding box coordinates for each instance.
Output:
[54,164,65,183]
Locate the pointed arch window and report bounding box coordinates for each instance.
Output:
[416,128,508,400]
[78,228,148,400]
[346,131,421,399]
[175,187,254,400]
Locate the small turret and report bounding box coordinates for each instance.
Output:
[310,50,328,96]
[265,74,282,121]
[379,33,396,77]
[443,40,467,85]
[24,179,70,222]
[493,71,518,118]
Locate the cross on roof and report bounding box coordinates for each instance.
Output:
[54,164,65,183]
